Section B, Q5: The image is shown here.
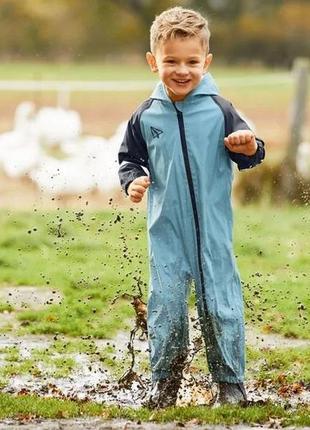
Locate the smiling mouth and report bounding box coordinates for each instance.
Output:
[173,79,190,85]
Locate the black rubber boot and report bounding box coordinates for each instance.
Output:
[213,382,247,407]
[144,376,182,409]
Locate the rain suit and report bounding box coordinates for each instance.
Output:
[118,73,265,383]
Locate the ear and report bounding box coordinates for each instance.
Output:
[146,52,158,73]
[203,53,213,73]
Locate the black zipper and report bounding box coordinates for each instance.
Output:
[173,104,205,291]
[173,103,239,380]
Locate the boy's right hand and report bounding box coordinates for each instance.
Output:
[127,176,150,203]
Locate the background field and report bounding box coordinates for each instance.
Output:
[0,62,308,151]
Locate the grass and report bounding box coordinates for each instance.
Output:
[0,205,309,339]
[0,336,142,381]
[0,393,309,425]
[0,205,309,422]
[0,61,288,81]
[190,345,310,386]
[247,347,310,385]
[0,301,13,313]
[0,207,147,338]
[234,206,309,339]
[0,342,91,380]
[0,61,153,81]
[1,339,307,388]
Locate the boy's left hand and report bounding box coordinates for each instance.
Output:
[224,130,257,156]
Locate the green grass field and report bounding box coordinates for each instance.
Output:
[0,205,308,339]
[0,392,309,426]
[0,205,309,422]
[0,393,309,426]
[0,61,287,81]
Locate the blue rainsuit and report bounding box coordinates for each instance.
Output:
[118,73,265,383]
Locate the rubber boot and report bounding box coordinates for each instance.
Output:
[213,382,247,407]
[143,376,182,409]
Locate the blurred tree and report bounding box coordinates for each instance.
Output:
[113,0,188,51]
[0,0,308,65]
[190,0,245,20]
[0,0,44,58]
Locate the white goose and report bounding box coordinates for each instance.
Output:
[1,100,126,195]
[30,155,96,196]
[35,106,82,147]
[0,102,42,178]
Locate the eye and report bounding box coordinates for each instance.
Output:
[164,59,175,64]
[189,60,199,65]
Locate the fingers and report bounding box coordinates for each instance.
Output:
[128,176,151,203]
[224,130,256,154]
[131,184,148,194]
[130,195,142,203]
[134,176,151,188]
[225,130,254,146]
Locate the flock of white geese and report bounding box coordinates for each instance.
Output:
[0,102,309,198]
[0,102,124,196]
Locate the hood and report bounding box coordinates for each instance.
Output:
[150,72,219,102]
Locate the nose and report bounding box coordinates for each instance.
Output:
[175,63,189,75]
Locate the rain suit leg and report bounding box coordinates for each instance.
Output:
[147,175,245,385]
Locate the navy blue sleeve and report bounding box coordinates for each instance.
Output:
[118,101,151,194]
[211,95,265,170]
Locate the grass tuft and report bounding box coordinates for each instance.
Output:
[0,393,309,426]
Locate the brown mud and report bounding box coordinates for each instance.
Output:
[0,287,309,429]
[0,304,309,409]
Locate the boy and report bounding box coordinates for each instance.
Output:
[118,7,265,409]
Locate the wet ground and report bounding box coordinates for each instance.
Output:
[0,286,309,427]
[0,286,63,311]
[1,419,309,430]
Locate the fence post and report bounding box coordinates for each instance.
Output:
[280,58,309,201]
[287,58,309,164]
[57,84,71,109]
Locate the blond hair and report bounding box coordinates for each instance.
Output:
[150,7,210,53]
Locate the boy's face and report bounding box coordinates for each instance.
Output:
[146,36,212,102]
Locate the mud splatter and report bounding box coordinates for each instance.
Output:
[0,286,63,311]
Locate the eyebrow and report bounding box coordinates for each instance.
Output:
[162,55,201,60]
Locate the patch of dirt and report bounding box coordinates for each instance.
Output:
[246,327,310,349]
[0,420,300,430]
[0,312,19,331]
[0,333,52,353]
[0,286,63,311]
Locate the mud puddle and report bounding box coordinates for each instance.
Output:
[0,297,309,409]
[0,329,309,409]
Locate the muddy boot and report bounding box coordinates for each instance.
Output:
[213,382,247,407]
[143,376,181,409]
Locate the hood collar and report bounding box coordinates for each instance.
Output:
[150,73,219,102]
